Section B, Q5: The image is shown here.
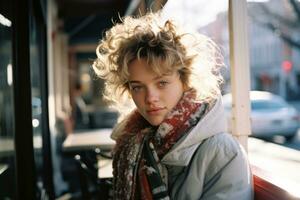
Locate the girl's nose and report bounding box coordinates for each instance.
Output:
[145,88,159,104]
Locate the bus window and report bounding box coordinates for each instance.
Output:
[0,2,17,199]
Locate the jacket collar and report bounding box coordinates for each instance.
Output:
[161,97,227,166]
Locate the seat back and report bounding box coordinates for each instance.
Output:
[252,165,300,200]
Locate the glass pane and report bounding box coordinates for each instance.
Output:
[247,0,300,192]
[247,0,300,142]
[30,13,44,198]
[0,5,17,199]
[247,0,300,100]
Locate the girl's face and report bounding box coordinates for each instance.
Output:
[128,59,184,126]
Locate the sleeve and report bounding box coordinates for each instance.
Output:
[199,135,253,200]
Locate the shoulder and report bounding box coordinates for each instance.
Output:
[191,133,247,176]
[179,133,253,200]
[206,133,240,154]
[197,133,240,159]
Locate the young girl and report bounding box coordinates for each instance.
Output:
[93,12,253,200]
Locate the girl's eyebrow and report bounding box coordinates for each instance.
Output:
[128,73,173,84]
[128,80,141,84]
[153,73,174,80]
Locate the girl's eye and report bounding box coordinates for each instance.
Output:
[158,81,168,88]
[131,85,142,92]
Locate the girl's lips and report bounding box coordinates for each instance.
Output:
[147,108,165,115]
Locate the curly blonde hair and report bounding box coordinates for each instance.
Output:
[93,12,224,113]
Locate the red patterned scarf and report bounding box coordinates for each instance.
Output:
[112,89,211,200]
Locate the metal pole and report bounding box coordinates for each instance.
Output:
[228,0,252,150]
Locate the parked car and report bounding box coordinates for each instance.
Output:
[222,91,300,141]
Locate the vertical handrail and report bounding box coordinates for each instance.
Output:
[228,0,252,151]
[12,0,36,198]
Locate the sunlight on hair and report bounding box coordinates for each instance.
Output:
[93,12,224,118]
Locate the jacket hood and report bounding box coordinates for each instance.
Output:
[161,97,228,166]
[111,97,228,166]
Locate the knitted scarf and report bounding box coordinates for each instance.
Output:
[112,89,211,200]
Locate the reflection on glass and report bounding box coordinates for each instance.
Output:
[0,7,17,199]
